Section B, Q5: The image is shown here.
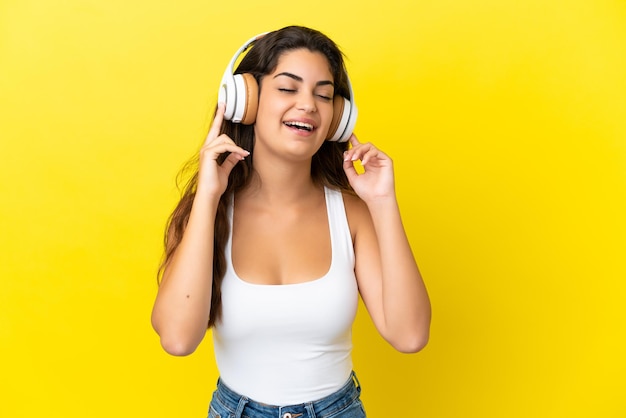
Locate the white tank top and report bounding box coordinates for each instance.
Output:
[212,187,358,405]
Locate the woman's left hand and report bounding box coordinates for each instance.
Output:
[342,134,396,203]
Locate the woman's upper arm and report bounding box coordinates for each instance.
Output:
[343,192,388,337]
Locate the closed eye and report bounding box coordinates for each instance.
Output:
[278,87,332,101]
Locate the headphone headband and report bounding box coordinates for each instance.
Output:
[220,33,267,88]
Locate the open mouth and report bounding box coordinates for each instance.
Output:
[284,121,315,132]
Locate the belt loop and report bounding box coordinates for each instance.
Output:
[305,402,316,418]
[234,395,249,418]
[351,371,361,392]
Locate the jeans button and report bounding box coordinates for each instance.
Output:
[282,414,292,418]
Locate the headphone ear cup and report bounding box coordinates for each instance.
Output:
[231,73,258,124]
[241,73,258,125]
[327,96,354,142]
[232,74,246,123]
[219,75,236,121]
[340,100,357,143]
[326,96,345,140]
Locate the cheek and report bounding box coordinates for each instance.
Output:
[253,100,289,142]
[253,106,275,134]
[256,93,284,123]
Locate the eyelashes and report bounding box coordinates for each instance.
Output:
[278,88,333,101]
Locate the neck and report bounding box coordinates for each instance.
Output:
[242,150,320,204]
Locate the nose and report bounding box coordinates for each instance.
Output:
[296,92,317,113]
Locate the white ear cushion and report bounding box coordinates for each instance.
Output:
[232,74,247,123]
[339,103,358,143]
[220,74,236,121]
[328,99,351,142]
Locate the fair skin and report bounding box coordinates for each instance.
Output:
[151,48,431,356]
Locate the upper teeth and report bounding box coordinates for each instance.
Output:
[285,121,313,130]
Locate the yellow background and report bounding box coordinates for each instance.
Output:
[1,0,625,416]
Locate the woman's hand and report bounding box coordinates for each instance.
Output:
[342,134,396,203]
[197,103,250,197]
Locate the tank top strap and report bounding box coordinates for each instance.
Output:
[324,186,355,267]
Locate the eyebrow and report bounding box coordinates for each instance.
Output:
[273,72,334,87]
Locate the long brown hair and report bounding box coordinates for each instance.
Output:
[158,26,354,327]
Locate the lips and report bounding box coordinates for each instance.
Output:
[283,120,316,132]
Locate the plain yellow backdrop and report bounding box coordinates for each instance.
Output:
[1,0,625,417]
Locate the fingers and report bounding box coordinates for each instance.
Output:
[220,150,247,173]
[201,103,250,160]
[348,133,360,147]
[204,102,226,146]
[200,134,250,162]
[342,154,359,183]
[343,139,386,167]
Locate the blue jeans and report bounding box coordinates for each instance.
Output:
[208,372,366,418]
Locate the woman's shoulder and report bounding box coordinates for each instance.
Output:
[339,190,371,239]
[339,189,365,212]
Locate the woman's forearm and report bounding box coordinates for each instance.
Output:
[367,197,431,352]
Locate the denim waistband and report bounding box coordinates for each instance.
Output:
[213,371,362,418]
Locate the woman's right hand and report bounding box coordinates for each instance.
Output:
[196,102,250,197]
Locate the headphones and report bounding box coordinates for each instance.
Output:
[217,32,358,142]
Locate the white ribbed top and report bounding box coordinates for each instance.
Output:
[212,187,358,405]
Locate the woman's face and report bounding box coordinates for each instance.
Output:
[253,48,335,162]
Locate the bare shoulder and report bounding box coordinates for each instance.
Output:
[341,191,372,241]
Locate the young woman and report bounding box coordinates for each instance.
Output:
[151,25,431,418]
